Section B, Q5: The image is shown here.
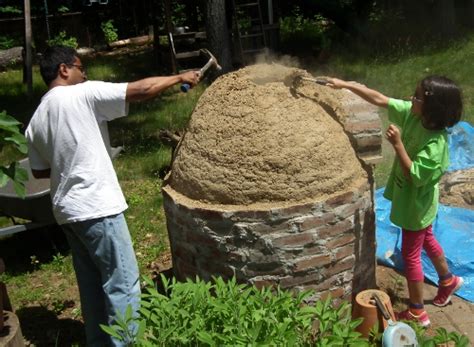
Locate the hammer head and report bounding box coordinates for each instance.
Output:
[199,49,222,76]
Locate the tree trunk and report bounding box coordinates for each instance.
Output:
[23,0,33,98]
[205,0,232,74]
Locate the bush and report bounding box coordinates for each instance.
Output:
[103,275,471,346]
[101,20,119,44]
[47,31,78,49]
[102,275,368,346]
[0,35,16,50]
[279,7,333,55]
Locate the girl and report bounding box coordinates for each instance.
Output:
[326,76,464,327]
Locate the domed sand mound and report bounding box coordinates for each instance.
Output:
[169,64,367,206]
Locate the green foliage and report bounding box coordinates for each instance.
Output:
[47,31,78,49]
[280,7,332,54]
[0,110,28,197]
[403,323,470,347]
[101,20,119,44]
[103,276,369,346]
[57,6,70,13]
[0,35,16,50]
[0,6,22,14]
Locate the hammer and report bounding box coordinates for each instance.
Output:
[181,49,222,92]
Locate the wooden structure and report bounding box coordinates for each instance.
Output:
[162,0,280,71]
[232,0,268,60]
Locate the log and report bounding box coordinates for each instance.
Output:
[108,35,153,48]
[0,47,23,69]
[0,311,25,347]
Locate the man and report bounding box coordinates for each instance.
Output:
[25,46,199,346]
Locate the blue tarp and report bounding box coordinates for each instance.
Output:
[376,121,474,303]
[447,121,474,171]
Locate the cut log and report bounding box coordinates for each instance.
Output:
[108,35,152,48]
[0,311,25,347]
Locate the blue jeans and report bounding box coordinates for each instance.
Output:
[62,213,141,347]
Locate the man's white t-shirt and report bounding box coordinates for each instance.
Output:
[26,81,129,225]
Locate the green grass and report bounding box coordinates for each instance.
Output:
[1,38,473,344]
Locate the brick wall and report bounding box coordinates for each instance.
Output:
[163,177,376,302]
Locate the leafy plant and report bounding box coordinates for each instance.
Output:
[403,322,470,347]
[102,275,368,346]
[101,20,118,44]
[0,110,28,197]
[0,35,16,50]
[47,31,78,49]
[312,296,369,346]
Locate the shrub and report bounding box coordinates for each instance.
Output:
[101,20,119,44]
[0,35,16,50]
[47,31,78,49]
[103,275,471,346]
[102,275,368,346]
[279,7,333,55]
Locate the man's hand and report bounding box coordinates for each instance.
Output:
[385,124,402,146]
[179,70,200,87]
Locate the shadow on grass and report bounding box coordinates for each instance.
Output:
[16,306,86,347]
[0,225,70,276]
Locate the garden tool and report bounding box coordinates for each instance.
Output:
[295,76,329,85]
[181,49,222,92]
[372,293,418,347]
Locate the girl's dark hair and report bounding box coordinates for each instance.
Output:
[420,75,463,130]
[40,46,78,86]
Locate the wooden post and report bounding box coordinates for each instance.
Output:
[163,0,177,73]
[23,0,33,98]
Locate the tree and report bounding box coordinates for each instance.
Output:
[205,0,232,73]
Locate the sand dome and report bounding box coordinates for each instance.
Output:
[169,64,367,207]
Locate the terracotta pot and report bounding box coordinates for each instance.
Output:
[352,289,395,338]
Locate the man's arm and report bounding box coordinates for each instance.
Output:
[126,70,200,102]
[31,168,51,179]
[326,78,389,108]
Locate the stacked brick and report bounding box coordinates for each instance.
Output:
[336,90,383,166]
[163,176,376,301]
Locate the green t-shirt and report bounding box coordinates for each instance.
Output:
[384,99,449,231]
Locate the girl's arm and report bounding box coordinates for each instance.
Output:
[326,78,389,108]
[386,124,412,178]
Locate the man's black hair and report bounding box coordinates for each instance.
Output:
[420,75,463,130]
[40,46,78,86]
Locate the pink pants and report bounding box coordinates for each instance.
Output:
[401,224,443,282]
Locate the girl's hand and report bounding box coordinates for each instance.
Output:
[385,124,402,146]
[326,78,346,89]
